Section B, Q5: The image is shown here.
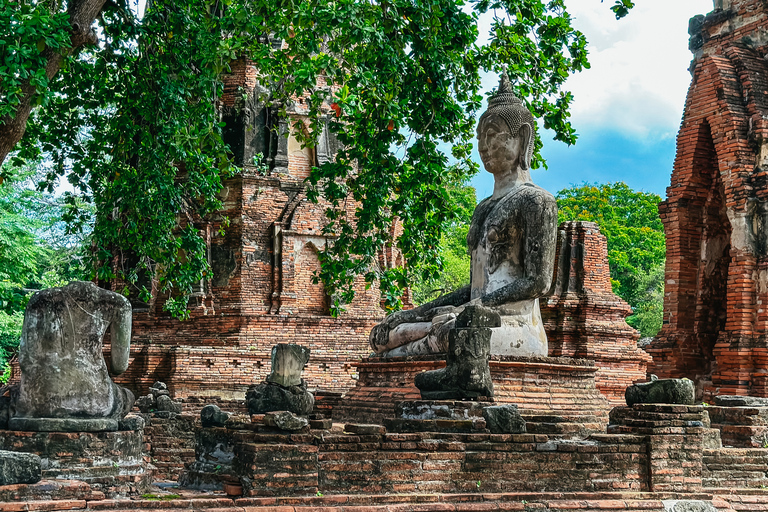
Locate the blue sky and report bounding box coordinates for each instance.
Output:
[471,0,713,200]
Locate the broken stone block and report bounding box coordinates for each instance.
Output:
[482,405,526,434]
[201,404,230,428]
[625,378,695,406]
[0,450,41,485]
[415,305,495,400]
[245,381,314,416]
[136,394,155,413]
[118,414,145,431]
[263,411,308,431]
[714,395,768,407]
[266,344,311,388]
[156,395,182,414]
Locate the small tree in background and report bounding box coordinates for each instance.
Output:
[0,162,89,380]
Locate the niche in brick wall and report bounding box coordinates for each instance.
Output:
[295,242,330,315]
[692,121,731,375]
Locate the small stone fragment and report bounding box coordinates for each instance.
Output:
[118,414,145,431]
[482,404,526,434]
[310,418,332,430]
[263,411,309,431]
[136,394,155,413]
[153,381,168,390]
[201,404,230,428]
[0,450,41,485]
[625,378,695,406]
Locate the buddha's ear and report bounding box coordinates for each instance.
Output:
[519,123,533,171]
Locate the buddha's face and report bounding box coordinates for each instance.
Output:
[477,114,525,176]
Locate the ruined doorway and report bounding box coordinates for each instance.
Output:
[692,121,731,377]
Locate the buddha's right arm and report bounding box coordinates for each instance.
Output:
[369,285,471,352]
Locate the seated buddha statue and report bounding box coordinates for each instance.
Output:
[369,73,558,358]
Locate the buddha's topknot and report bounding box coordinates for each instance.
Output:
[478,72,535,167]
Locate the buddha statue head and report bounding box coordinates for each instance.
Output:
[477,72,535,175]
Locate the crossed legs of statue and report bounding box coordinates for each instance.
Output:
[374,305,467,358]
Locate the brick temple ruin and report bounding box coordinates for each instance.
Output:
[647,0,768,399]
[106,58,386,399]
[13,2,768,511]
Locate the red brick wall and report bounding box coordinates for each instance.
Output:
[647,0,768,399]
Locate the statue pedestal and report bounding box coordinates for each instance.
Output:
[334,355,610,437]
[0,429,152,498]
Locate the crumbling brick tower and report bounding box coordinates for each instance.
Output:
[109,58,385,398]
[647,0,768,397]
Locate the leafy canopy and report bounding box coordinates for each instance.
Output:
[4,0,633,317]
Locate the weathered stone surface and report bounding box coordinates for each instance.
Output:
[136,394,155,413]
[9,417,119,432]
[482,404,526,434]
[455,305,502,329]
[625,378,695,406]
[369,73,557,359]
[246,381,314,416]
[344,423,385,435]
[136,382,182,416]
[662,501,716,512]
[0,384,18,430]
[201,404,230,428]
[0,450,41,485]
[416,307,494,400]
[156,395,182,413]
[266,344,311,387]
[714,395,768,407]
[263,410,309,431]
[118,414,145,431]
[11,281,135,431]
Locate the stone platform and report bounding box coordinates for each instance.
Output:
[333,355,610,436]
[0,429,152,498]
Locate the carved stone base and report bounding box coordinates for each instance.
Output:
[334,355,610,437]
[8,417,118,432]
[0,429,152,498]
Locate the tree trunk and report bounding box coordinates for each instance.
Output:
[0,0,107,164]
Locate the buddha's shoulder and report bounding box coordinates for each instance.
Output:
[500,183,556,209]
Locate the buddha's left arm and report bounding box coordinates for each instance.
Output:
[102,289,133,375]
[480,193,557,307]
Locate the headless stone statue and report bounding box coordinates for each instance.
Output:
[9,281,135,432]
[370,73,557,358]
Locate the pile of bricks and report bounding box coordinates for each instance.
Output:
[0,430,151,498]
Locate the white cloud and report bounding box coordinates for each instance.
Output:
[562,0,712,137]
